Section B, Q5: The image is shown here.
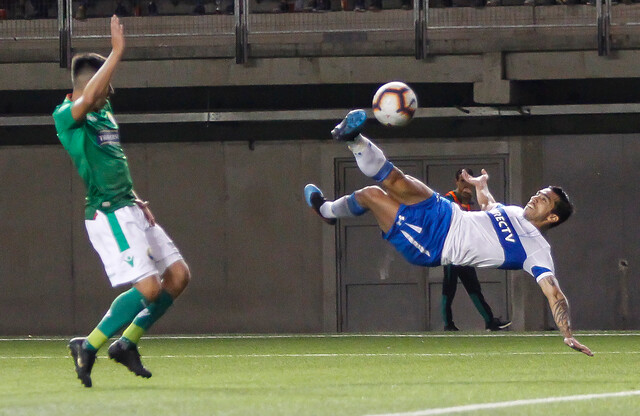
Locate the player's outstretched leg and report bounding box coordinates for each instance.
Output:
[108,339,152,378]
[333,110,433,205]
[304,184,368,224]
[68,337,97,388]
[332,109,394,182]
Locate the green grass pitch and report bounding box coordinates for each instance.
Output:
[1,332,639,416]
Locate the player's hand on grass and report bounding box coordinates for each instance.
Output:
[564,337,594,356]
[110,15,125,55]
[135,198,156,226]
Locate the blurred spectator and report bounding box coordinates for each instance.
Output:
[75,0,99,19]
[193,0,205,14]
[148,1,158,14]
[115,0,128,15]
[274,0,288,11]
[76,1,87,19]
[311,0,330,10]
[12,0,27,18]
[353,0,380,10]
[29,0,54,18]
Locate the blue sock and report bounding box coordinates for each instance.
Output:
[320,192,368,218]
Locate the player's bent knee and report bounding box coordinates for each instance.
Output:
[163,260,191,297]
[177,262,191,289]
[135,275,163,302]
[355,186,387,204]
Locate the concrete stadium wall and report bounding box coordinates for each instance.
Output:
[0,140,326,335]
[0,131,637,335]
[542,134,640,331]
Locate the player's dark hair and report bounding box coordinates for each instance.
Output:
[455,168,474,180]
[71,53,107,87]
[548,186,573,229]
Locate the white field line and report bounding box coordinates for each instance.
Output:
[1,351,639,360]
[1,332,640,342]
[366,390,640,416]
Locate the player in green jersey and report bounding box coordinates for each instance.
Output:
[52,16,191,388]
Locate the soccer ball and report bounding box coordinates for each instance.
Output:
[372,81,418,127]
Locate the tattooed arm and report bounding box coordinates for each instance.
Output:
[538,275,594,356]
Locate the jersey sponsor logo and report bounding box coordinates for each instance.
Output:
[97,129,120,146]
[487,207,526,270]
[489,209,516,243]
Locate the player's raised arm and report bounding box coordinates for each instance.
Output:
[461,169,498,211]
[71,15,125,121]
[537,275,593,356]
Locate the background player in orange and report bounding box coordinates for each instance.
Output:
[441,168,511,331]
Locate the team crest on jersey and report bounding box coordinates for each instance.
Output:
[97,129,120,146]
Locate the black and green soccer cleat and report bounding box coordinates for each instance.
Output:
[444,323,459,331]
[68,337,97,388]
[108,339,152,379]
[486,318,512,331]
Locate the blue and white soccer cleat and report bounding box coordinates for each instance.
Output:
[304,184,336,225]
[331,109,367,142]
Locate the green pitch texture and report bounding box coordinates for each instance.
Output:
[1,333,639,416]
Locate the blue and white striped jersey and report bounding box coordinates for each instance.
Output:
[441,203,555,281]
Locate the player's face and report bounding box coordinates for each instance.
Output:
[523,188,559,223]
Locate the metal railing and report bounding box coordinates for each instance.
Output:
[0,0,633,63]
[597,0,611,54]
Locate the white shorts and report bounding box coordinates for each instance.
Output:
[85,205,183,287]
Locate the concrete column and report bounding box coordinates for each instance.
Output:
[510,137,549,331]
[473,52,513,105]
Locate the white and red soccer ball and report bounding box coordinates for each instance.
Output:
[372,81,418,127]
